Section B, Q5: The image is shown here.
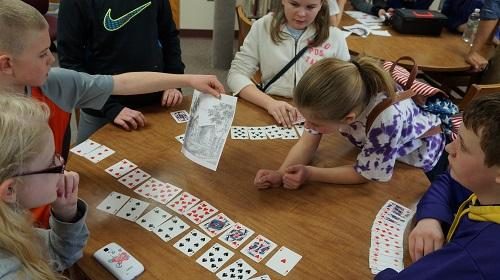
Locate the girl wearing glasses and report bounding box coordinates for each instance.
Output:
[0,94,88,279]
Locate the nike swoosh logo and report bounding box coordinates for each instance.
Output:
[103,1,152,31]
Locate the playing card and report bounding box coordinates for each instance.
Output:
[151,183,183,204]
[293,114,305,125]
[280,127,299,140]
[136,207,172,231]
[264,125,282,139]
[118,168,151,189]
[83,145,115,163]
[240,235,278,263]
[184,201,218,224]
[105,159,138,178]
[133,177,165,199]
[70,139,101,156]
[294,124,305,136]
[199,213,235,237]
[175,134,185,144]
[173,229,211,257]
[196,243,235,273]
[219,223,255,249]
[167,192,200,214]
[231,126,249,140]
[96,191,130,214]
[249,275,271,280]
[170,110,190,123]
[216,258,257,280]
[115,198,150,222]
[154,215,190,242]
[248,127,267,140]
[265,246,302,276]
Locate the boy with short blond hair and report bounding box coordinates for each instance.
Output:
[0,0,224,228]
[375,93,500,279]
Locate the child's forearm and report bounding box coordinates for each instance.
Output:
[279,133,322,172]
[111,72,192,95]
[239,85,275,110]
[308,165,369,185]
[470,20,498,53]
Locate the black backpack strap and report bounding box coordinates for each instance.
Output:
[260,45,309,92]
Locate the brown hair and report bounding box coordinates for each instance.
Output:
[0,0,47,55]
[462,93,500,167]
[294,56,396,121]
[270,0,330,47]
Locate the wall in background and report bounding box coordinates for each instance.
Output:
[180,0,216,30]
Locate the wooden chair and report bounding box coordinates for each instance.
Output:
[460,83,500,109]
[235,5,253,51]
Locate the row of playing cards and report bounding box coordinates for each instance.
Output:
[96,190,302,278]
[369,200,414,274]
[230,125,304,140]
[70,139,115,163]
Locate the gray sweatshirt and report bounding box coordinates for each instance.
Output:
[0,199,89,279]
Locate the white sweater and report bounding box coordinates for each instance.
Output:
[228,13,350,98]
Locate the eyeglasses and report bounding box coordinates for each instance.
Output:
[14,153,65,177]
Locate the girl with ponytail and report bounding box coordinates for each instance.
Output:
[255,57,446,188]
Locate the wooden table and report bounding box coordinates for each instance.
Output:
[69,97,429,279]
[342,14,493,72]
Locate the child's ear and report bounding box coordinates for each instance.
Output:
[342,112,357,124]
[495,166,500,185]
[0,179,16,204]
[0,54,14,75]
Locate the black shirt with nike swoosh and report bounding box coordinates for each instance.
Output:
[57,0,185,120]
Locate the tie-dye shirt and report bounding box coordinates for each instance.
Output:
[339,92,445,182]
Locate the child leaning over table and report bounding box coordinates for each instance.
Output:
[0,0,224,228]
[0,94,88,280]
[375,93,500,279]
[254,57,447,189]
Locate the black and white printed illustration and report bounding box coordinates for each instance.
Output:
[182,90,237,171]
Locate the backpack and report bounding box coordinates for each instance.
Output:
[366,56,460,141]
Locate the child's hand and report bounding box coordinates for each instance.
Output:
[189,75,225,98]
[265,100,298,128]
[52,171,80,223]
[408,218,444,262]
[161,89,183,107]
[254,169,282,189]
[466,51,488,72]
[282,165,310,189]
[114,107,146,131]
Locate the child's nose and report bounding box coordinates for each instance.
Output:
[48,51,55,65]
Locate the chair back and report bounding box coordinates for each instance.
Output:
[236,5,253,50]
[23,0,49,14]
[460,83,500,109]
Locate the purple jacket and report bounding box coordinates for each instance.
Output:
[375,172,500,280]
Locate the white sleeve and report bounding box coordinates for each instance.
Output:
[330,28,351,61]
[227,17,264,96]
[328,0,340,15]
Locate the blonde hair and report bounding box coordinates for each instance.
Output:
[294,56,396,121]
[0,94,64,280]
[270,0,330,47]
[0,0,48,55]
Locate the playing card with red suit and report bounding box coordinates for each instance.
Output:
[166,192,200,214]
[83,145,115,163]
[118,168,151,189]
[184,201,218,224]
[265,246,302,276]
[105,159,137,178]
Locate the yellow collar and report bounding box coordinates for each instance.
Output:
[446,194,500,241]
